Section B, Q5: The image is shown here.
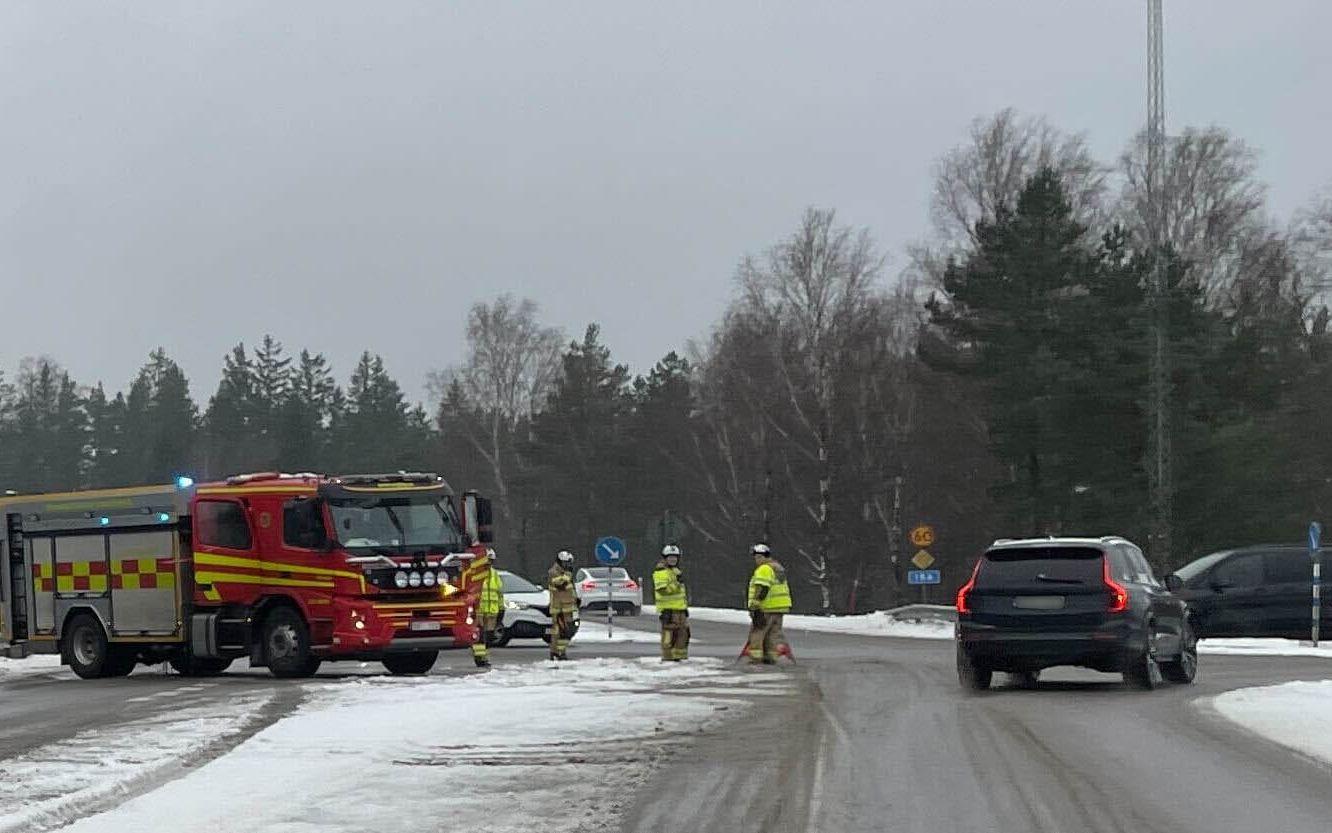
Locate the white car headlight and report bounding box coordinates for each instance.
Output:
[393,571,408,589]
[408,571,422,588]
[505,599,523,610]
[423,571,437,587]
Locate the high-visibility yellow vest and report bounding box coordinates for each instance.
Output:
[547,565,578,613]
[748,559,792,612]
[652,562,687,611]
[477,567,504,615]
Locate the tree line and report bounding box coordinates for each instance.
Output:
[3,109,1330,612]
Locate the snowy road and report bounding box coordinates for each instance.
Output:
[4,618,1332,832]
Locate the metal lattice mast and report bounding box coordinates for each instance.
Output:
[1147,0,1173,565]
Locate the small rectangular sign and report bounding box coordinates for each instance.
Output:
[907,569,941,585]
[409,621,442,631]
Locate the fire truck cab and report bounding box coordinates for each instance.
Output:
[0,472,495,679]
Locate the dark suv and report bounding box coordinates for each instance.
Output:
[1168,545,1327,639]
[955,536,1195,691]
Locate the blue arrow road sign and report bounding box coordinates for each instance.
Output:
[594,536,627,567]
[907,569,941,585]
[1311,522,1322,553]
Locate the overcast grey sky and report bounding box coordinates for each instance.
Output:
[3,1,1330,405]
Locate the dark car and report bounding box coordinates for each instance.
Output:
[1167,545,1327,640]
[955,536,1196,691]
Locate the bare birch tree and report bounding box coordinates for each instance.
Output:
[429,295,563,527]
[912,109,1109,283]
[1120,126,1267,301]
[735,208,886,612]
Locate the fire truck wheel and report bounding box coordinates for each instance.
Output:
[262,606,320,679]
[382,652,439,675]
[65,614,119,680]
[169,656,234,677]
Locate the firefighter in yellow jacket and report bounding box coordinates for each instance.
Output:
[653,544,689,661]
[746,543,792,664]
[471,549,504,668]
[546,550,578,660]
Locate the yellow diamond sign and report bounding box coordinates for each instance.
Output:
[911,550,935,570]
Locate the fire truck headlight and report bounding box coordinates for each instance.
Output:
[422,571,437,587]
[393,571,408,589]
[408,571,422,588]
[354,619,366,630]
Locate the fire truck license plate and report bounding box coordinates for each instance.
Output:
[410,621,442,631]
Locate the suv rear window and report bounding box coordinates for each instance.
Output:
[975,547,1103,588]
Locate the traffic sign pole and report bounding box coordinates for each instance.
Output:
[1311,522,1322,646]
[594,536,628,641]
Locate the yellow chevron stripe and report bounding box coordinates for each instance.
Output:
[195,570,333,589]
[193,552,361,581]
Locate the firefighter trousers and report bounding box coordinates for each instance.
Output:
[472,613,499,666]
[548,609,575,659]
[659,610,689,661]
[746,611,788,663]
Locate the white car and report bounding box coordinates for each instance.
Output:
[493,571,551,646]
[574,567,643,615]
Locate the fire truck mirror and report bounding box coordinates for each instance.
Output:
[475,496,494,544]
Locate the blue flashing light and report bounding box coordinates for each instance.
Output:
[175,476,195,489]
[158,513,171,523]
[99,517,110,526]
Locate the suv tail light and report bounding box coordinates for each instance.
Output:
[1103,558,1129,613]
[581,580,598,591]
[623,580,639,590]
[956,561,981,614]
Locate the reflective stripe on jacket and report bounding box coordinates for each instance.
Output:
[652,561,687,611]
[748,559,792,612]
[477,567,504,615]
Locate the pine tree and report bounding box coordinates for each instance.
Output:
[527,325,632,558]
[336,352,414,472]
[86,383,131,487]
[11,359,88,491]
[276,349,338,472]
[123,349,198,483]
[203,344,258,477]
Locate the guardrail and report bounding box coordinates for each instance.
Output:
[882,603,957,623]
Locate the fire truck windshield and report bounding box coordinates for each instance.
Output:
[328,496,465,553]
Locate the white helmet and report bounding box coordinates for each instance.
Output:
[486,548,497,561]
[662,544,681,558]
[556,550,575,566]
[751,543,771,556]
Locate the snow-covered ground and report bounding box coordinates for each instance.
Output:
[1212,680,1332,766]
[0,654,70,682]
[55,658,779,833]
[572,626,663,644]
[0,693,275,833]
[647,605,954,640]
[1200,639,1332,658]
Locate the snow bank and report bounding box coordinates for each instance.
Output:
[0,654,69,682]
[60,658,775,833]
[0,693,274,833]
[1200,639,1332,658]
[1212,680,1332,766]
[648,605,955,640]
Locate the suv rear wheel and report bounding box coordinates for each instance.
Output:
[956,645,991,691]
[1125,627,1163,690]
[1161,620,1198,684]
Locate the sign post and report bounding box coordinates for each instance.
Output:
[1311,522,1323,646]
[594,536,627,640]
[909,525,936,602]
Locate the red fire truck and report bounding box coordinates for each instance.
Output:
[0,472,495,678]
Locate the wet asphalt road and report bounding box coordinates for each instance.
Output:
[620,618,1332,833]
[3,618,1332,833]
